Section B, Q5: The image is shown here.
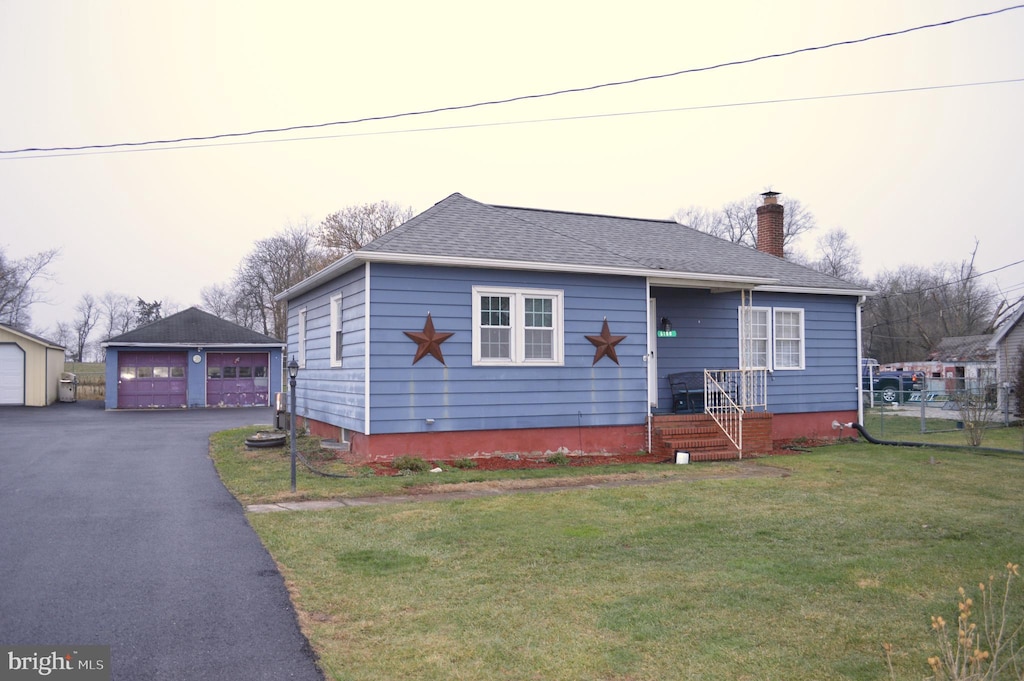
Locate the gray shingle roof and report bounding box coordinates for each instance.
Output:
[104,307,282,345]
[930,335,996,362]
[361,193,865,292]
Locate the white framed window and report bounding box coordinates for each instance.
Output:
[330,294,344,368]
[297,307,307,368]
[472,286,563,366]
[738,305,805,371]
[773,308,805,370]
[740,307,770,370]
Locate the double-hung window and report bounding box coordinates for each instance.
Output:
[330,294,344,368]
[739,306,804,371]
[472,286,563,365]
[772,308,804,370]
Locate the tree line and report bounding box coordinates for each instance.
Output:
[2,195,1017,366]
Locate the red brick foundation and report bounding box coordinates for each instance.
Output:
[302,417,648,463]
[771,411,858,442]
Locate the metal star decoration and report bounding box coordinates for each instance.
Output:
[585,318,626,365]
[404,313,454,365]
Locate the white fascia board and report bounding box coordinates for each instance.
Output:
[277,250,782,301]
[754,284,877,297]
[275,252,364,302]
[100,342,284,349]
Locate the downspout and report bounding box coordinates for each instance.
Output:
[856,296,866,425]
[645,282,653,456]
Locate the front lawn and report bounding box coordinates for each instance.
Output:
[225,441,1024,680]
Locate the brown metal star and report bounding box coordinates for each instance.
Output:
[585,318,626,365]
[404,313,454,365]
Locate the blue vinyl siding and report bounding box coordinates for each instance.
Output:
[287,265,367,433]
[368,263,648,435]
[651,287,858,414]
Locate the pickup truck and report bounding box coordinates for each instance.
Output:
[862,359,925,403]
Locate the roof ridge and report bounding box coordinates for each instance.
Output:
[491,202,677,225]
[489,202,663,270]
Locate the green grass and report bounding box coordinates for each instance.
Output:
[210,426,730,505]
[221,438,1024,680]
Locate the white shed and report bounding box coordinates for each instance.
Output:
[0,323,66,406]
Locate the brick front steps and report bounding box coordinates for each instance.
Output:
[651,412,773,462]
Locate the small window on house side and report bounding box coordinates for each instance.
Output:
[330,294,344,368]
[298,308,308,368]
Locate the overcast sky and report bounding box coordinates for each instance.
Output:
[2,0,1022,337]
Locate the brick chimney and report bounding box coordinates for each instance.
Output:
[756,191,784,258]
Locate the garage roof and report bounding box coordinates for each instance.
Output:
[102,307,282,346]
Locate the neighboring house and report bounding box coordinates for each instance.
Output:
[276,192,873,461]
[887,335,997,395]
[101,307,284,409]
[990,306,1024,415]
[0,323,65,406]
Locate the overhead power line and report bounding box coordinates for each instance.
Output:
[6,78,1022,160]
[2,3,1022,156]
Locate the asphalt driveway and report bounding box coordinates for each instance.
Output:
[0,401,323,680]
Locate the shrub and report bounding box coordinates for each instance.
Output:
[546,452,570,465]
[451,458,477,469]
[392,456,430,473]
[887,563,1024,680]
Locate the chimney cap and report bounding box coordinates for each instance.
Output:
[760,190,781,205]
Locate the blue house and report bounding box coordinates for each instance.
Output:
[102,307,284,410]
[277,192,872,462]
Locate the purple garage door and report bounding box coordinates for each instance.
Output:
[117,352,188,409]
[206,353,270,407]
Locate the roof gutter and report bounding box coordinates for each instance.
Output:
[755,284,877,297]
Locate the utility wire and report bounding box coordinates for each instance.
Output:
[5,77,1022,161]
[2,3,1021,156]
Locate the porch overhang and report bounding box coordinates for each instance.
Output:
[647,273,777,292]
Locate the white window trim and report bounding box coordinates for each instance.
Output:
[738,305,805,371]
[472,286,564,366]
[329,294,344,368]
[739,306,771,370]
[773,307,805,371]
[297,307,307,368]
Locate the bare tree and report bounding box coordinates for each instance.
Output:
[673,193,816,256]
[51,321,72,358]
[71,293,99,362]
[862,243,996,363]
[236,222,332,339]
[100,292,136,338]
[0,246,60,330]
[809,228,864,282]
[317,200,414,255]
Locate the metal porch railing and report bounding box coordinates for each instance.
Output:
[703,369,768,454]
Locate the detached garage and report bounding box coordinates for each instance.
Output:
[102,307,284,410]
[0,323,66,407]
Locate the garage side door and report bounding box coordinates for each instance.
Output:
[0,344,25,405]
[117,351,187,409]
[206,352,270,407]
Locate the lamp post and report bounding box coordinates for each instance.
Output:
[288,357,299,493]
